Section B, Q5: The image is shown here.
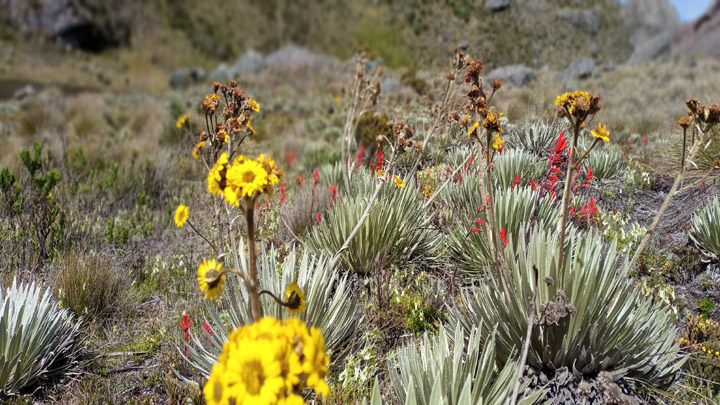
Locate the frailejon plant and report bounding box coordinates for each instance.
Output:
[306,171,440,274]
[446,184,560,277]
[689,196,720,261]
[450,228,685,386]
[504,120,565,156]
[0,279,82,396]
[182,248,361,377]
[174,81,329,404]
[386,324,544,405]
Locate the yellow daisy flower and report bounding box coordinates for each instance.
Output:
[248,97,261,112]
[208,153,229,195]
[174,204,189,228]
[393,175,406,188]
[303,326,330,397]
[192,141,205,159]
[176,112,190,129]
[591,122,610,142]
[226,159,269,197]
[467,121,480,137]
[197,258,225,300]
[284,282,306,315]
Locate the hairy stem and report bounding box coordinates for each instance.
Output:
[245,198,262,321]
[555,121,580,271]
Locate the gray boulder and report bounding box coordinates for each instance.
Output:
[556,9,601,35]
[169,68,207,89]
[208,63,237,82]
[562,57,599,80]
[265,44,336,69]
[487,64,536,86]
[233,49,265,74]
[622,0,679,35]
[629,31,672,65]
[485,0,509,12]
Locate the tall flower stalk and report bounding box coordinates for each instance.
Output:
[553,91,603,268]
[627,99,720,271]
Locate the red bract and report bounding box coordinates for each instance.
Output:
[500,227,508,247]
[330,185,337,201]
[643,133,648,146]
[298,175,304,187]
[280,183,286,203]
[312,169,319,190]
[316,213,321,221]
[375,150,384,172]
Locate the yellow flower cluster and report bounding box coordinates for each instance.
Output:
[204,317,330,405]
[393,175,406,188]
[681,313,720,358]
[554,90,591,115]
[208,153,284,206]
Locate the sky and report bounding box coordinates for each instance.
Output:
[618,0,713,21]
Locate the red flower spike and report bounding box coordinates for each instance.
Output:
[298,175,304,187]
[643,133,648,146]
[500,227,509,247]
[330,185,337,201]
[471,227,482,232]
[316,213,321,221]
[475,219,486,224]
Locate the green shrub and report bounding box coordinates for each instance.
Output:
[53,252,131,320]
[181,248,361,377]
[450,228,685,386]
[698,296,715,318]
[0,279,82,395]
[385,325,544,405]
[690,197,720,261]
[306,174,440,273]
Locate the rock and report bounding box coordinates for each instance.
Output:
[484,0,509,12]
[208,63,236,82]
[233,49,265,74]
[622,0,679,37]
[457,40,469,51]
[169,68,206,89]
[556,9,601,35]
[265,44,336,69]
[13,84,36,100]
[2,0,128,52]
[673,0,720,59]
[381,75,401,95]
[562,57,598,80]
[487,64,536,86]
[628,31,672,65]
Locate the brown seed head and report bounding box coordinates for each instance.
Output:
[706,104,720,124]
[464,58,484,84]
[686,98,705,116]
[492,79,503,91]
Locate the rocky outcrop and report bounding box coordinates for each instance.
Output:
[622,0,679,45]
[169,68,206,89]
[562,57,599,80]
[234,49,265,74]
[628,31,673,65]
[556,9,601,35]
[264,44,337,70]
[487,65,536,86]
[673,0,720,59]
[0,0,129,52]
[485,0,509,12]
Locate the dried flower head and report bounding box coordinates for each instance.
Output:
[677,116,693,129]
[686,98,705,117]
[465,58,484,84]
[492,79,503,91]
[707,104,720,125]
